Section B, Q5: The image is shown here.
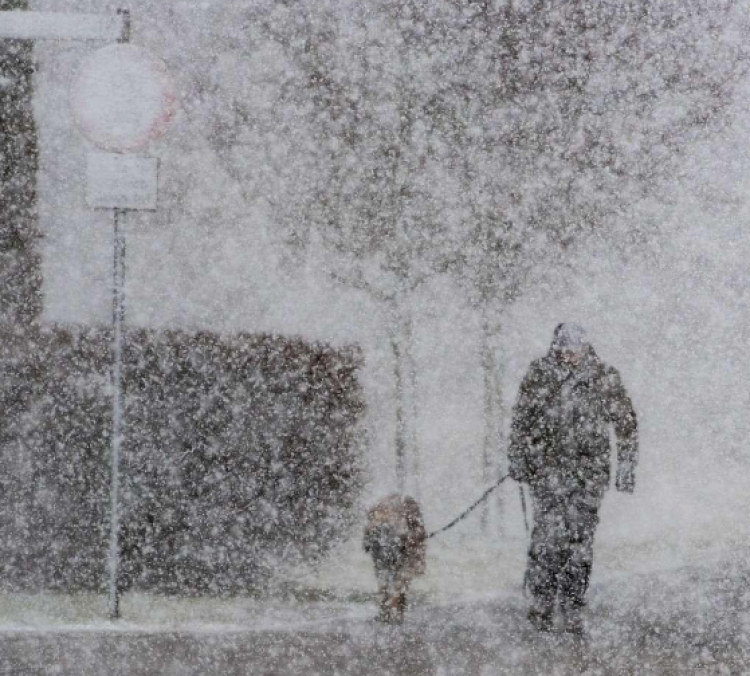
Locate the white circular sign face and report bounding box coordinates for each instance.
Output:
[71,44,177,153]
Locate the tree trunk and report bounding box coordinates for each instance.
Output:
[480,310,503,533]
[493,322,505,532]
[388,299,419,496]
[402,310,421,502]
[389,327,407,494]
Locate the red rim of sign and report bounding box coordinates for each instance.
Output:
[71,44,177,153]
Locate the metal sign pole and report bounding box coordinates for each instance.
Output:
[108,206,126,620]
[3,6,167,621]
[117,7,131,43]
[0,11,126,41]
[107,8,131,622]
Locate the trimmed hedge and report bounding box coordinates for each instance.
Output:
[0,0,43,325]
[0,323,365,594]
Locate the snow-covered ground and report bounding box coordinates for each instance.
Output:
[2,550,750,675]
[1,510,746,633]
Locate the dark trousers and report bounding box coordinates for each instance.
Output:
[526,486,602,612]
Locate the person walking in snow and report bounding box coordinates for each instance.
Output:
[508,323,638,634]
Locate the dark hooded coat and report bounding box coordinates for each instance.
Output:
[508,344,638,495]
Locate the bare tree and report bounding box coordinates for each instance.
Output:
[172,0,750,501]
[250,0,458,493]
[420,0,750,528]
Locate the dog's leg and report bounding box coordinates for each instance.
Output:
[377,587,390,623]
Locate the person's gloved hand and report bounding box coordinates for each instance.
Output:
[616,464,635,493]
[508,455,531,485]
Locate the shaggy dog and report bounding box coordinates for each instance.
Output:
[363,494,427,624]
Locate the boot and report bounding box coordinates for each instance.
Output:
[527,600,554,632]
[561,604,584,635]
[394,592,407,624]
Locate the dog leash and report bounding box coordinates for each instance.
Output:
[519,484,529,534]
[519,483,531,595]
[427,473,510,539]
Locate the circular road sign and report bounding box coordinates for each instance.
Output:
[71,44,177,153]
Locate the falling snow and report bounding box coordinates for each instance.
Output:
[2,0,750,673]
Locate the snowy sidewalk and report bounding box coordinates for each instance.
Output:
[0,529,745,633]
[1,550,750,675]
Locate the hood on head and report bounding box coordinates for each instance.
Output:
[551,323,587,353]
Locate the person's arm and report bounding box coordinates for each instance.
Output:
[604,366,639,493]
[508,365,542,484]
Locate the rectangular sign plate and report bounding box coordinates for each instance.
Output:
[86,153,158,210]
[0,11,125,42]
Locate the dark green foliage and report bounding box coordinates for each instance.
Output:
[120,329,365,594]
[0,324,365,594]
[0,0,42,324]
